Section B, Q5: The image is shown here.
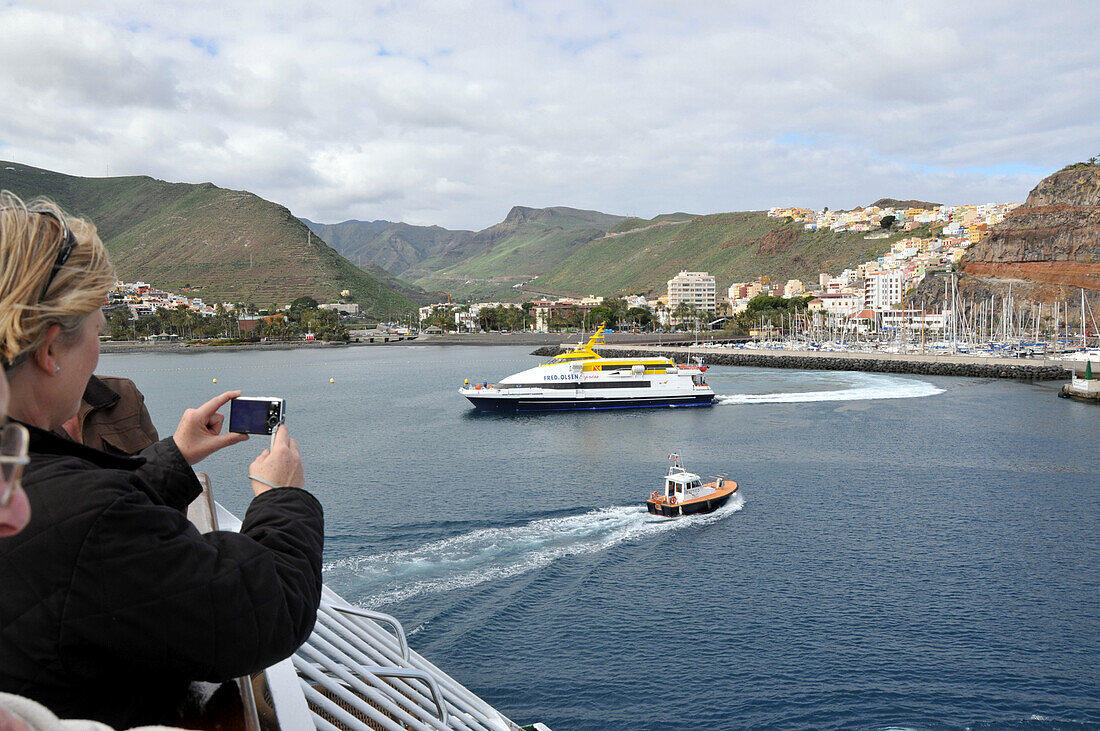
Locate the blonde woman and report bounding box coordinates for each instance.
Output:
[0,194,324,729]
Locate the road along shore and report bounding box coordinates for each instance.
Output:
[530,343,1079,380]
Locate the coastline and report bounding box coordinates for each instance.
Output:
[99,340,356,355]
[100,336,1087,380]
[98,331,667,354]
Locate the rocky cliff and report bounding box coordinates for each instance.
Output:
[946,164,1100,305]
[1021,165,1100,207]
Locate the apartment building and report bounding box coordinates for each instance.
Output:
[865,270,905,310]
[783,279,806,297]
[667,270,716,315]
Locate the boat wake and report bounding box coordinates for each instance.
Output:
[326,495,744,608]
[716,372,944,404]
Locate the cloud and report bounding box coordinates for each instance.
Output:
[1,1,1098,230]
[0,7,179,109]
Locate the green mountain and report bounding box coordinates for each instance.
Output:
[532,210,911,297]
[409,206,626,300]
[0,161,418,316]
[312,202,914,302]
[312,205,629,301]
[300,218,474,280]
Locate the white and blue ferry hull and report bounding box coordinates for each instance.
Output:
[460,385,715,412]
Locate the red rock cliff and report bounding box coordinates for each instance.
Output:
[960,165,1100,296]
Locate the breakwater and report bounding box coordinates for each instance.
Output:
[533,344,1073,380]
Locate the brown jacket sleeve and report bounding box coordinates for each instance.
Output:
[79,375,160,456]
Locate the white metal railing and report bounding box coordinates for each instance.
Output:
[292,586,518,730]
[187,477,524,731]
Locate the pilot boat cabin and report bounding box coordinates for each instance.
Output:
[646,454,738,517]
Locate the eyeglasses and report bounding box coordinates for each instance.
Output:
[34,210,77,302]
[0,422,30,508]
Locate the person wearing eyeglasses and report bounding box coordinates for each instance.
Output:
[0,193,324,729]
[0,365,30,539]
[3,308,112,731]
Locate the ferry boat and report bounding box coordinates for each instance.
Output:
[646,453,737,517]
[459,326,715,412]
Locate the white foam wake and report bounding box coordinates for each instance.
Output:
[716,372,944,404]
[326,496,744,607]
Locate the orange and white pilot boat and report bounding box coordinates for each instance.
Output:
[646,453,737,517]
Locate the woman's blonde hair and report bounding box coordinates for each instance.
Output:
[0,191,115,370]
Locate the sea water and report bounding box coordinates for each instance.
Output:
[101,345,1100,730]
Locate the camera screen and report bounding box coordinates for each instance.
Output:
[229,399,277,434]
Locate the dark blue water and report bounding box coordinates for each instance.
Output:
[102,345,1100,730]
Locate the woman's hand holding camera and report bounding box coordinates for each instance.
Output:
[248,424,304,496]
[174,390,250,465]
[170,389,302,495]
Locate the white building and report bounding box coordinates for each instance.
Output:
[319,303,360,316]
[881,310,945,332]
[667,271,716,317]
[783,279,806,297]
[865,270,905,310]
[809,292,863,317]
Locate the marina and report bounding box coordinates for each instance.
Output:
[99,345,1100,730]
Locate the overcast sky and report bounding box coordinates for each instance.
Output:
[2,1,1098,231]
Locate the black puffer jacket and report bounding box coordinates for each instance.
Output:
[0,426,324,728]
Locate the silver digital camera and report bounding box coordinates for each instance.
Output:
[229,396,286,435]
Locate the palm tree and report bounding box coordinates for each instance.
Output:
[672,302,692,330]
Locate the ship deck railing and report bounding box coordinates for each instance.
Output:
[188,473,522,731]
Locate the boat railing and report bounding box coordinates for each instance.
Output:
[188,473,263,731]
[187,475,522,731]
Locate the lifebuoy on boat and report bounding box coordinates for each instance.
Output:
[669,496,677,505]
[651,491,659,501]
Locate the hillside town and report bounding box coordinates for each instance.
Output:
[106,201,1020,340]
[418,202,1020,335]
[102,280,361,341]
[107,281,361,320]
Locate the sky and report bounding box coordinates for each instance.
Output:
[1,1,1098,231]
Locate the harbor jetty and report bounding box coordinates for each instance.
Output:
[533,343,1078,380]
[1060,361,1100,401]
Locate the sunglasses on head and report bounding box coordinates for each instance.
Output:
[35,210,77,302]
[0,422,30,508]
[0,207,77,303]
